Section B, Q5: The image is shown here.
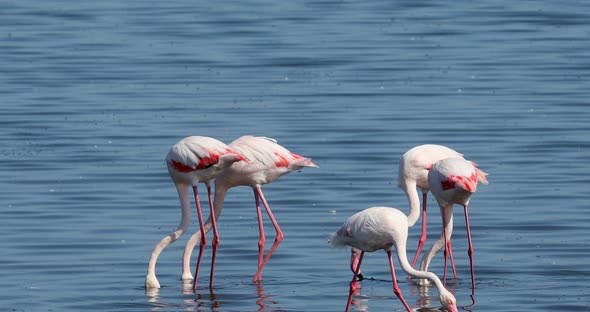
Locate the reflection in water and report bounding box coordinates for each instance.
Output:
[152,279,281,312]
[462,290,477,311]
[415,285,437,311]
[255,282,267,311]
[145,286,159,303]
[346,280,465,312]
[255,281,283,311]
[347,287,369,312]
[194,291,223,311]
[185,279,223,311]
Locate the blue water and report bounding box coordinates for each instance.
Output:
[2,1,590,311]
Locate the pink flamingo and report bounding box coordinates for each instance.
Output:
[398,144,464,274]
[350,144,465,281]
[330,206,459,312]
[182,135,318,290]
[145,136,245,289]
[418,157,488,290]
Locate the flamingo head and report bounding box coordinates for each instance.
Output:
[439,289,458,312]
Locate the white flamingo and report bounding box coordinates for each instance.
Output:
[145,136,245,289]
[180,135,318,289]
[398,144,464,273]
[330,206,459,312]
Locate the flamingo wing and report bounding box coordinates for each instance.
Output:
[229,135,318,169]
[167,136,235,172]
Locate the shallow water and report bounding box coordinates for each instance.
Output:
[2,1,590,311]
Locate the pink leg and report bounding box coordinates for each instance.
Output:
[253,190,266,282]
[253,187,284,282]
[448,240,458,279]
[387,250,412,312]
[464,205,476,289]
[408,192,428,281]
[411,191,428,269]
[350,249,363,280]
[444,202,457,279]
[207,184,219,289]
[345,251,364,312]
[192,186,207,291]
[440,205,449,285]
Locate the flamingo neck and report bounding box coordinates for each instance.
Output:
[394,237,447,293]
[176,183,192,229]
[212,181,230,221]
[402,181,421,227]
[146,182,191,276]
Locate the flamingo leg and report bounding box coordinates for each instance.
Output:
[387,250,412,312]
[440,205,449,285]
[350,249,364,280]
[411,191,429,269]
[253,187,284,281]
[253,189,266,282]
[448,240,458,279]
[207,183,219,289]
[464,205,476,289]
[345,251,364,312]
[192,186,207,291]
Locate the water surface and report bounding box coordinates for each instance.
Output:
[1,1,590,311]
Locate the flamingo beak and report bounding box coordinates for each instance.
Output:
[447,303,459,312]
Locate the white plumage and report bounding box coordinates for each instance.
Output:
[146,136,245,289]
[330,206,458,312]
[181,135,318,288]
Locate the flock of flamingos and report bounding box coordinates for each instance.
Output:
[144,135,489,312]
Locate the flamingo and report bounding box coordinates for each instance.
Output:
[418,157,488,290]
[330,206,459,312]
[145,136,245,289]
[181,135,318,290]
[398,144,464,273]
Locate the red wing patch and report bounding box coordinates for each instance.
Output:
[170,152,222,172]
[441,176,456,190]
[442,173,478,191]
[195,153,220,170]
[274,152,291,168]
[171,160,197,173]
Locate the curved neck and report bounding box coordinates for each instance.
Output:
[177,183,192,229]
[394,237,447,293]
[146,182,191,276]
[402,180,421,227]
[210,180,230,223]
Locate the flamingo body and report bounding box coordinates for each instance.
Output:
[145,136,244,289]
[166,136,246,184]
[218,135,317,186]
[398,144,462,196]
[428,158,487,207]
[330,207,458,312]
[331,207,408,252]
